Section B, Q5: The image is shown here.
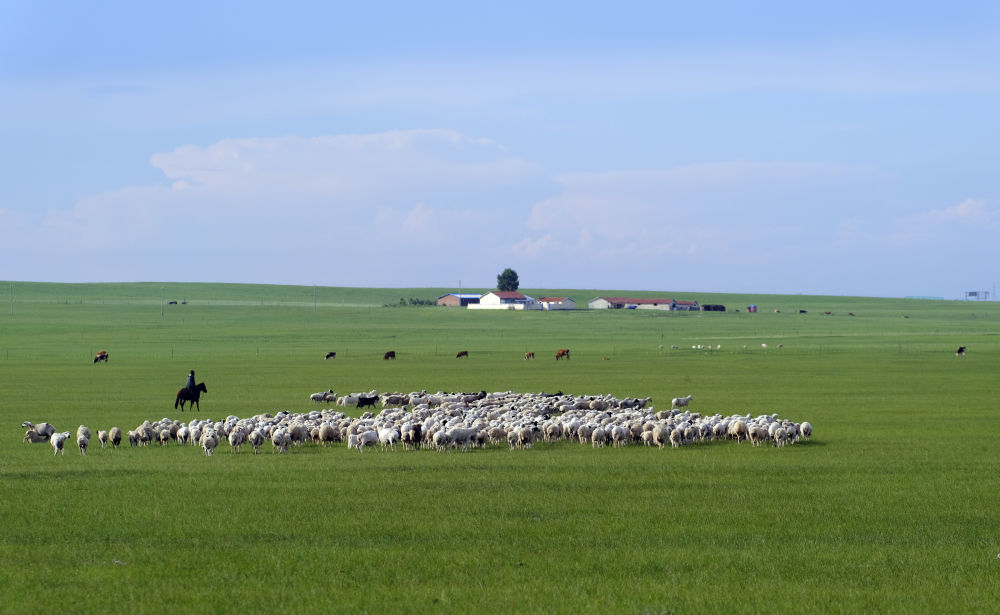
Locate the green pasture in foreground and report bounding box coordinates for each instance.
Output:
[1,282,999,614]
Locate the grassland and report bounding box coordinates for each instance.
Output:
[1,282,999,614]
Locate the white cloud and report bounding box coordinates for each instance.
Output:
[2,130,549,285]
[890,198,998,245]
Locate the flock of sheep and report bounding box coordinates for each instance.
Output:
[22,390,812,456]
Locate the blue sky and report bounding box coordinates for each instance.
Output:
[2,1,999,297]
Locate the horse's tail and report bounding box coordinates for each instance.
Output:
[174,394,181,410]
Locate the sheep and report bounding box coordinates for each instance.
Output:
[23,421,56,441]
[357,430,378,452]
[76,425,91,443]
[318,423,339,446]
[23,429,49,443]
[591,426,607,449]
[671,395,693,409]
[97,430,109,449]
[800,422,813,440]
[728,420,749,444]
[271,428,291,454]
[669,427,684,448]
[310,389,334,403]
[347,433,361,452]
[248,429,265,454]
[78,431,89,455]
[229,428,246,453]
[51,431,71,455]
[378,427,400,451]
[201,429,219,456]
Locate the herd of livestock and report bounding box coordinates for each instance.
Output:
[22,389,812,456]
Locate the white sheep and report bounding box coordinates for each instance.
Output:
[248,429,265,454]
[358,430,378,452]
[591,426,607,448]
[229,428,246,453]
[51,431,71,455]
[378,427,400,451]
[671,395,693,409]
[800,422,813,440]
[108,426,122,448]
[23,421,56,442]
[201,429,219,456]
[347,433,361,452]
[728,420,748,444]
[97,430,109,449]
[78,432,89,455]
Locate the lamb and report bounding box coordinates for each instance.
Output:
[23,429,49,443]
[347,433,361,452]
[671,395,693,409]
[51,431,71,455]
[23,421,56,441]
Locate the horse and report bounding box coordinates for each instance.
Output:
[456,350,469,358]
[555,348,570,360]
[383,350,396,360]
[175,382,208,411]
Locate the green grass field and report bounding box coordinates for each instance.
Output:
[2,282,999,614]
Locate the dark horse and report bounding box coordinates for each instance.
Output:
[175,382,207,411]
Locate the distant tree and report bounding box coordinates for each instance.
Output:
[497,268,520,292]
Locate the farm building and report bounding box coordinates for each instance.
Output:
[588,297,677,310]
[537,297,575,310]
[437,293,482,307]
[673,300,700,311]
[468,291,541,310]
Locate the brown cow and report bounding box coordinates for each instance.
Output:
[456,350,469,358]
[555,348,570,360]
[524,351,535,360]
[383,350,396,360]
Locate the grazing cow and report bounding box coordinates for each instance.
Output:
[524,351,535,360]
[555,348,570,360]
[93,350,109,364]
[456,350,469,359]
[383,350,396,360]
[956,346,967,356]
[325,351,336,360]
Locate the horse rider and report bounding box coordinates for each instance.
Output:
[185,370,197,395]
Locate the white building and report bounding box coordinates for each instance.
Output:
[467,291,541,310]
[537,297,575,310]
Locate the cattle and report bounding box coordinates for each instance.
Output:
[383,350,396,360]
[555,348,570,360]
[325,351,336,360]
[456,350,469,359]
[524,351,535,360]
[93,350,109,364]
[956,346,967,356]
